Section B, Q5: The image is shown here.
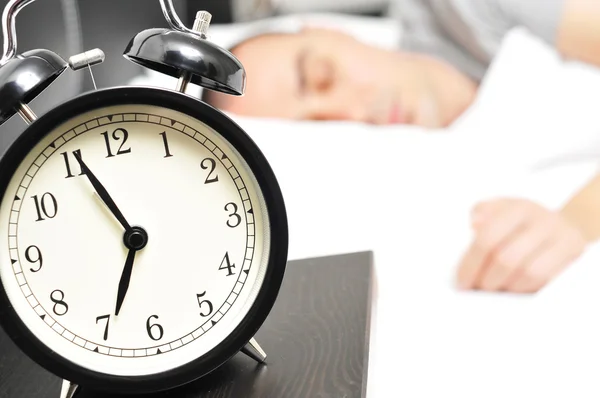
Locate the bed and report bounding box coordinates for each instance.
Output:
[129,15,600,398]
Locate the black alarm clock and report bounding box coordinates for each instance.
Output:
[0,1,288,397]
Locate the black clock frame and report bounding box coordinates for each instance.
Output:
[0,86,289,394]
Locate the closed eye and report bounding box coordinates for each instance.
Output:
[296,48,309,97]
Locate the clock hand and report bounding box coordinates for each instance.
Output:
[73,151,132,232]
[115,248,136,316]
[115,226,148,316]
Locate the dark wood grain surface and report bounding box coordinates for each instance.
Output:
[0,251,374,398]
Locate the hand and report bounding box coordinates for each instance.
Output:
[115,248,136,316]
[456,198,588,293]
[74,152,132,232]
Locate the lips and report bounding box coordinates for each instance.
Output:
[388,101,406,124]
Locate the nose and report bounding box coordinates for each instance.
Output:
[308,94,368,122]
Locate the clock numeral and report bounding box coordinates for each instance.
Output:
[60,149,85,178]
[50,289,68,316]
[146,315,164,341]
[196,292,214,317]
[218,252,235,276]
[201,158,218,184]
[225,202,241,228]
[159,131,173,158]
[25,245,43,272]
[102,128,131,158]
[32,192,58,222]
[96,314,110,341]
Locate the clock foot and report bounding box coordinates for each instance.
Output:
[241,337,267,363]
[59,380,81,398]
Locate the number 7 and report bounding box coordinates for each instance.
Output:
[96,314,110,341]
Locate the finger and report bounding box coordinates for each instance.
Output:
[458,203,531,289]
[477,215,556,291]
[470,203,535,290]
[507,228,586,293]
[456,240,487,289]
[471,199,509,228]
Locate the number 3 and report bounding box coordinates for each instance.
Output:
[225,202,241,228]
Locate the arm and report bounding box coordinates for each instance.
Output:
[556,0,600,67]
[501,0,600,67]
[560,172,600,241]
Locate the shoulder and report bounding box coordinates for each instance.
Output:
[392,0,510,80]
[393,0,564,79]
[427,0,513,58]
[427,0,564,49]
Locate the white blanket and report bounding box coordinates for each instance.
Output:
[129,26,600,398]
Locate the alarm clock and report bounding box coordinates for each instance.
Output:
[0,1,288,397]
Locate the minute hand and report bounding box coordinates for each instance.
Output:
[74,152,132,232]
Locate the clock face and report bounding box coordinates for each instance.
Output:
[0,89,286,389]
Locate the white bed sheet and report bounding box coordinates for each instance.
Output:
[231,117,600,398]
[128,24,600,397]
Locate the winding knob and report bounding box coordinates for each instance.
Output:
[68,49,106,71]
[193,11,212,37]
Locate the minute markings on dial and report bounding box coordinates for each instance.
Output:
[9,112,257,356]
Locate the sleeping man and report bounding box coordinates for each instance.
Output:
[202,0,600,294]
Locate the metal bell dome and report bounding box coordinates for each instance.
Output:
[0,0,68,126]
[123,4,246,96]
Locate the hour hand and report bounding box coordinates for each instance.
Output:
[115,226,149,316]
[115,248,136,316]
[73,152,132,232]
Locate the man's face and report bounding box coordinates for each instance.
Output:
[214,28,478,128]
